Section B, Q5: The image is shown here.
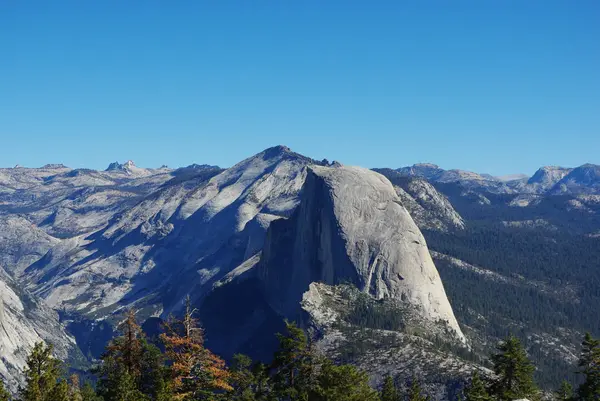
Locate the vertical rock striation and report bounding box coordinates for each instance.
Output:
[257,165,465,342]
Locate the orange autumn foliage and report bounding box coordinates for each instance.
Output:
[160,297,231,400]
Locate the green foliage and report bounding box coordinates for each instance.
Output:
[68,375,83,401]
[346,292,405,331]
[139,342,172,401]
[249,363,272,401]
[228,354,257,401]
[0,379,11,401]
[555,380,573,401]
[408,378,428,401]
[80,382,102,401]
[412,196,600,388]
[380,374,399,401]
[464,372,490,401]
[311,360,379,401]
[271,321,317,400]
[14,315,600,401]
[47,379,70,401]
[577,332,600,401]
[19,342,64,401]
[95,310,170,401]
[490,335,539,401]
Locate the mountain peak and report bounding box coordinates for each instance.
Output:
[42,163,68,169]
[261,145,292,159]
[528,166,571,185]
[105,160,136,172]
[414,163,440,169]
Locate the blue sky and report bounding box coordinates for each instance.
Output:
[1,1,599,175]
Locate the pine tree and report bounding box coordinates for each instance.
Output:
[408,377,427,401]
[0,379,11,401]
[490,335,539,401]
[577,332,600,401]
[114,309,145,377]
[80,382,102,401]
[47,380,69,401]
[555,380,573,401]
[312,360,379,401]
[68,374,83,401]
[139,342,172,401]
[228,354,257,401]
[464,372,490,401]
[19,342,63,401]
[161,296,231,400]
[271,321,318,401]
[380,374,399,401]
[251,363,272,401]
[95,309,151,401]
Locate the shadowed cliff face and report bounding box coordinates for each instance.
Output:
[257,165,465,342]
[0,267,78,392]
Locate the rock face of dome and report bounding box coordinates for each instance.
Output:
[258,165,465,342]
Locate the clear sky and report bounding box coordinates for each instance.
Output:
[1,1,599,176]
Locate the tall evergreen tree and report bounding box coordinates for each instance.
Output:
[271,321,318,401]
[80,382,102,401]
[47,380,69,401]
[19,342,63,401]
[555,380,573,401]
[95,309,151,401]
[139,342,172,401]
[408,377,428,401]
[490,335,539,401]
[161,296,230,400]
[0,379,11,401]
[380,374,399,401]
[250,363,272,401]
[228,354,257,401]
[577,332,600,401]
[68,374,83,401]
[464,372,490,401]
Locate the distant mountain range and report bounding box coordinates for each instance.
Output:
[1,147,599,395]
[393,162,600,196]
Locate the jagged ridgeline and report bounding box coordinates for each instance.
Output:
[1,146,600,395]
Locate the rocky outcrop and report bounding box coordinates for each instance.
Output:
[394,181,464,232]
[0,216,60,276]
[257,165,465,342]
[397,163,446,181]
[551,164,600,195]
[0,267,78,392]
[25,146,315,317]
[395,164,513,194]
[376,171,465,232]
[506,166,573,194]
